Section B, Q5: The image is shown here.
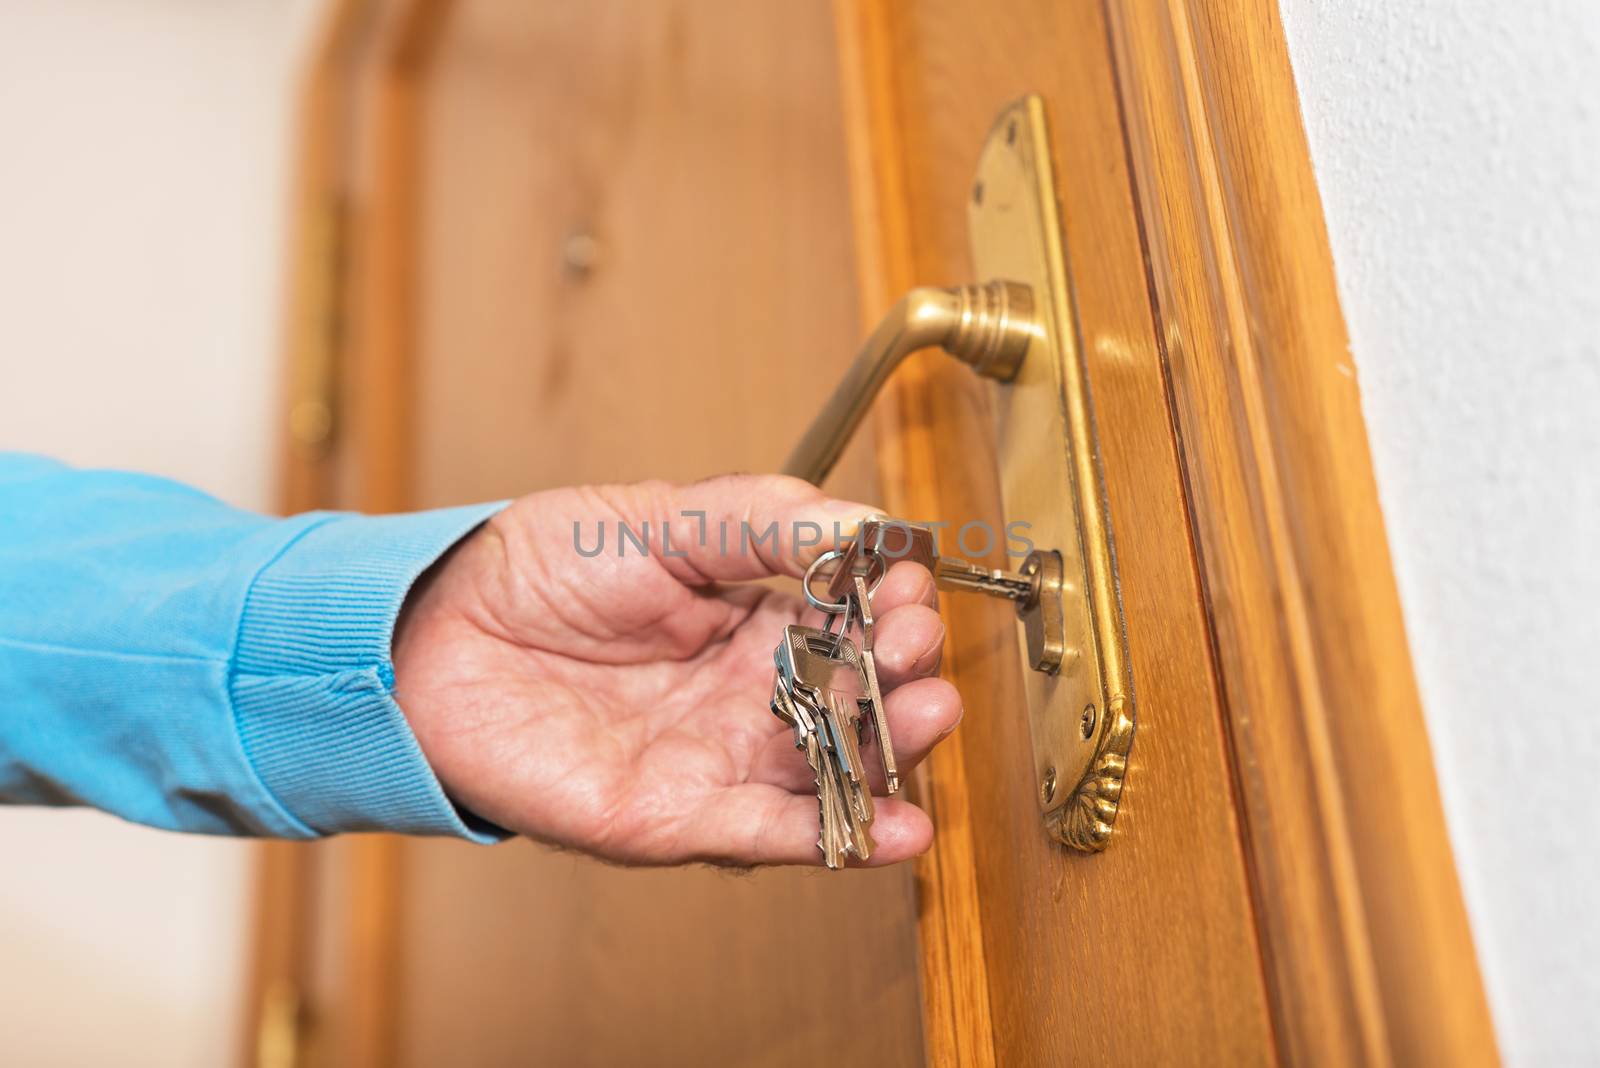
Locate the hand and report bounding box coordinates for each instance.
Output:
[391,474,961,867]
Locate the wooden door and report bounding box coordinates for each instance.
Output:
[257,1,1497,1065]
[832,0,1497,1064]
[264,2,922,1066]
[387,4,926,1066]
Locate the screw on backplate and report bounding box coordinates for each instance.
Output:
[972,180,984,206]
[1006,119,1017,145]
[1041,766,1057,804]
[1080,704,1097,740]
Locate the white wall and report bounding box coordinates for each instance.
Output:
[0,2,317,1064]
[1280,2,1600,1063]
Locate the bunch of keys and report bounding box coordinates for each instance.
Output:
[770,516,1053,867]
[767,526,904,868]
[770,622,880,868]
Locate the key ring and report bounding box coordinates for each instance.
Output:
[802,549,886,614]
[822,588,857,655]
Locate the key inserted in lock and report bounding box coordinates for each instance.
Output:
[823,518,1068,675]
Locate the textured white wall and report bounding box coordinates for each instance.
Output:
[0,2,316,1064]
[1279,2,1600,1063]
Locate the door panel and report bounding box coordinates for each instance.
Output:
[410,1,880,498]
[389,3,918,1065]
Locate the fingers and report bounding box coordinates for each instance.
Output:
[678,785,934,867]
[749,675,962,793]
[646,474,882,583]
[861,560,938,617]
[753,583,956,792]
[865,600,945,687]
[864,676,963,786]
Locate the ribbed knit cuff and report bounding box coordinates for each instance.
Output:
[229,503,509,841]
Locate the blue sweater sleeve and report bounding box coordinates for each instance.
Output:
[0,453,507,841]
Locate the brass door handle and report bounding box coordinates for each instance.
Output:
[782,281,1036,485]
[781,96,1137,853]
[782,278,1068,672]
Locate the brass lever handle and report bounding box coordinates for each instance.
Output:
[783,281,1037,484]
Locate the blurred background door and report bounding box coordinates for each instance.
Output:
[260,1,920,1066]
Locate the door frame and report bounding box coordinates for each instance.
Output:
[246,2,454,1066]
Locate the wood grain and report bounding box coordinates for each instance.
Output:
[1107,1,1497,1063]
[831,3,995,1066]
[380,2,922,1065]
[267,1,922,1064]
[841,1,1278,1063]
[406,1,879,501]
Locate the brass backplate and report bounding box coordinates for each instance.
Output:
[968,96,1135,851]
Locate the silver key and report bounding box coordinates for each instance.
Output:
[850,573,898,794]
[773,623,877,868]
[813,679,871,864]
[828,517,1034,602]
[772,652,836,859]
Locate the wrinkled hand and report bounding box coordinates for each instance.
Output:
[392,475,961,867]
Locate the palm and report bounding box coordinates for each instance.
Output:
[393,477,961,868]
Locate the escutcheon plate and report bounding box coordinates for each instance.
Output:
[968,96,1136,851]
